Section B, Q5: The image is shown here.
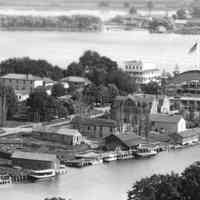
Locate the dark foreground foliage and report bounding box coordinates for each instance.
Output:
[128,163,200,200]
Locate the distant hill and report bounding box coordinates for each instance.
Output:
[0,0,194,10]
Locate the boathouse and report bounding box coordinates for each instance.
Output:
[171,129,199,145]
[150,114,186,134]
[11,151,60,170]
[104,133,147,151]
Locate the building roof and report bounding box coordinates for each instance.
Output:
[42,77,55,84]
[72,116,117,127]
[150,114,183,124]
[176,129,199,138]
[111,133,147,147]
[61,76,91,85]
[11,151,57,162]
[35,126,81,137]
[142,68,160,73]
[170,70,200,85]
[0,73,42,81]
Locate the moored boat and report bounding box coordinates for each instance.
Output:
[135,145,158,158]
[0,173,12,185]
[28,169,56,181]
[103,152,117,162]
[117,151,134,160]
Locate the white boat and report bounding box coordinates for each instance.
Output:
[117,151,134,160]
[135,147,157,158]
[28,169,56,181]
[0,173,12,185]
[103,152,117,162]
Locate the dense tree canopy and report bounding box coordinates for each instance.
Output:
[27,89,68,121]
[79,50,137,95]
[0,57,64,81]
[176,9,188,19]
[128,163,200,200]
[64,62,84,77]
[51,83,65,97]
[141,82,161,95]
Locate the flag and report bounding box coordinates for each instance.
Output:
[188,42,198,54]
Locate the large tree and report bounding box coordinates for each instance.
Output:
[128,163,200,200]
[64,62,84,77]
[27,89,68,122]
[128,173,183,200]
[0,57,64,81]
[51,83,65,97]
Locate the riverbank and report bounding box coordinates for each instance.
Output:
[1,145,200,200]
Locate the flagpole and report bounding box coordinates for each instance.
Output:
[196,40,200,68]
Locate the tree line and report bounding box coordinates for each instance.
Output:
[0,15,102,31]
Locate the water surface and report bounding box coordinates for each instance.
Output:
[1,146,200,200]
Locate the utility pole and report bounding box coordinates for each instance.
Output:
[0,87,6,127]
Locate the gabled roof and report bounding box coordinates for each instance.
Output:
[150,114,183,124]
[170,70,200,85]
[176,129,198,138]
[112,133,147,147]
[0,73,42,81]
[34,126,81,137]
[61,76,91,85]
[72,116,117,127]
[11,151,57,162]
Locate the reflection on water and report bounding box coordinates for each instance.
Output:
[1,146,200,200]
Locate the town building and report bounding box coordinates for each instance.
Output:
[170,129,199,145]
[111,94,171,133]
[0,74,44,93]
[33,126,83,145]
[15,90,30,102]
[60,76,91,90]
[150,114,186,134]
[105,133,147,151]
[121,61,161,84]
[11,151,60,170]
[71,117,118,138]
[121,60,143,83]
[142,68,161,84]
[167,70,200,96]
[0,73,55,101]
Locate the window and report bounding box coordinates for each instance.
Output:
[88,126,90,130]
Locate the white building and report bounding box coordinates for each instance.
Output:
[0,73,55,101]
[121,60,143,83]
[150,114,186,134]
[142,68,161,84]
[121,61,161,84]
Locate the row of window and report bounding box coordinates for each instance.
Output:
[1,79,33,84]
[125,65,142,70]
[86,126,113,132]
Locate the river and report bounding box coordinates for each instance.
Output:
[1,146,200,200]
[0,30,199,72]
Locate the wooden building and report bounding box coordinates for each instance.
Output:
[11,151,60,170]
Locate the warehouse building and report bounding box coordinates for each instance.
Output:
[33,126,83,145]
[11,151,60,170]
